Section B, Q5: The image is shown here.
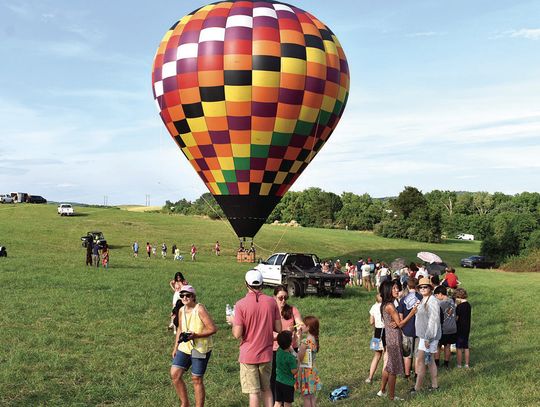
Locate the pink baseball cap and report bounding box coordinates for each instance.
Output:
[180,285,196,294]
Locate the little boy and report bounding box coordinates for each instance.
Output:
[434,285,457,368]
[275,331,298,407]
[454,288,472,368]
[441,267,459,289]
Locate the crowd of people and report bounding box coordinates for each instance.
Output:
[163,256,470,405]
[367,274,472,401]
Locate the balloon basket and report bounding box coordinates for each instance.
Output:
[237,252,256,263]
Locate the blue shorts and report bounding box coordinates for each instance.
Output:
[456,336,469,349]
[172,350,212,377]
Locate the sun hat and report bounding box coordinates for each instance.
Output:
[179,285,196,294]
[245,269,263,286]
[418,277,433,288]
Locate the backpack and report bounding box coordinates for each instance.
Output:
[329,385,349,402]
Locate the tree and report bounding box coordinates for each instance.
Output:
[392,186,427,219]
[336,192,383,230]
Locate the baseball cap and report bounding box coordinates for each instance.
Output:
[245,269,263,286]
[179,285,196,294]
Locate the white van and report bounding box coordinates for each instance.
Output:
[457,233,474,241]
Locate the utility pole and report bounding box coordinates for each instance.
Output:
[145,194,150,206]
[103,195,108,206]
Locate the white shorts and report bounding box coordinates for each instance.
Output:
[172,291,180,306]
[418,338,439,353]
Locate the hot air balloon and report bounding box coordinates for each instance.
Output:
[152,0,350,239]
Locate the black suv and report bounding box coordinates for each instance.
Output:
[81,231,107,248]
[27,195,47,204]
[460,255,495,269]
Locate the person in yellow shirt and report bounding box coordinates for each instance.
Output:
[171,285,217,407]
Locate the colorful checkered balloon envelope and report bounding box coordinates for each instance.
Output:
[152,0,350,238]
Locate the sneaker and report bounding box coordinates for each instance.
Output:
[392,396,405,401]
[365,378,372,383]
[429,387,440,392]
[457,364,462,368]
[464,365,470,369]
[168,323,174,330]
[377,390,387,397]
[409,387,417,395]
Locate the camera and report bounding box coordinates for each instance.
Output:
[178,332,192,343]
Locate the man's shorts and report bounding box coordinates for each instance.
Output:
[172,350,212,377]
[240,362,272,394]
[439,333,457,346]
[456,335,469,349]
[418,338,439,353]
[402,336,419,358]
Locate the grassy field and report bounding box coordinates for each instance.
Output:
[0,204,539,407]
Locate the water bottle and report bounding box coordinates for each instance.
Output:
[226,304,233,317]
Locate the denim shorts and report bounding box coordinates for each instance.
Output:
[172,350,212,377]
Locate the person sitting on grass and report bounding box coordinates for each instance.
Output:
[274,331,298,407]
[454,288,472,369]
[441,267,460,290]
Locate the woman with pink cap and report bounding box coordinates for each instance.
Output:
[171,285,217,407]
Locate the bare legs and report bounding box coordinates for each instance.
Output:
[302,394,317,407]
[171,367,206,407]
[171,367,189,407]
[368,351,382,381]
[414,350,438,391]
[249,389,273,407]
[457,348,470,367]
[380,369,397,400]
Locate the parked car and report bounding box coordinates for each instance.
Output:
[0,194,14,203]
[81,231,107,248]
[255,252,348,297]
[26,195,47,204]
[457,233,475,241]
[58,204,74,216]
[460,255,496,269]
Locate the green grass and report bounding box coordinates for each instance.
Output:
[0,204,539,406]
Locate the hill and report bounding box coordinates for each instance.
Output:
[0,204,538,406]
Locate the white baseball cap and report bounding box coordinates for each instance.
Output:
[245,269,263,286]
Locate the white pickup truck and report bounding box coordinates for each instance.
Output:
[0,194,14,203]
[254,253,348,298]
[57,203,74,216]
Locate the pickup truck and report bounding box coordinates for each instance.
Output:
[81,231,107,248]
[0,194,14,203]
[255,253,348,298]
[58,204,74,216]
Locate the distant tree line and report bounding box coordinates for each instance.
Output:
[163,187,540,266]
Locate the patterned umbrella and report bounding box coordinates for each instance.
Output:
[152,0,350,238]
[417,251,443,264]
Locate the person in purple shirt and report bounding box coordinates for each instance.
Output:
[228,269,282,407]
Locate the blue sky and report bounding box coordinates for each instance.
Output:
[1,0,539,205]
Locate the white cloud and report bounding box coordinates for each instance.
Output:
[492,28,540,40]
[509,28,540,40]
[407,31,444,37]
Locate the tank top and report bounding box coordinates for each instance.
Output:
[177,304,213,354]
